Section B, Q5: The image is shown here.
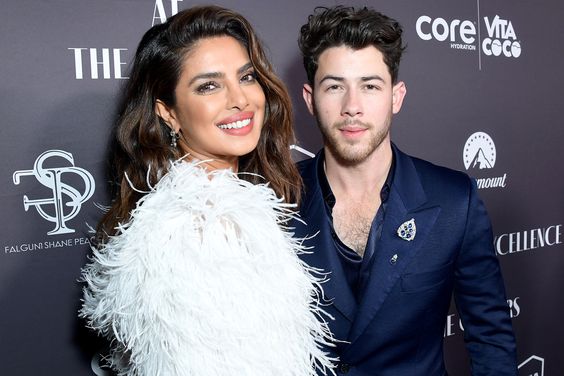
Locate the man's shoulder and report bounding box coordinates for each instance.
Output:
[296,153,320,187]
[410,153,468,181]
[296,155,317,174]
[397,148,474,196]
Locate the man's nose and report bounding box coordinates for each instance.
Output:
[341,89,362,117]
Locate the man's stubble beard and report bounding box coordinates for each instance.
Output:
[316,112,392,167]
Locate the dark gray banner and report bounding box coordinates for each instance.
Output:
[1,1,562,375]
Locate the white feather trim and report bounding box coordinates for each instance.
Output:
[81,161,336,376]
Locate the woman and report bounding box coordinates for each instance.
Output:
[80,6,335,376]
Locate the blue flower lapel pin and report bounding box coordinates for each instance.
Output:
[397,218,416,241]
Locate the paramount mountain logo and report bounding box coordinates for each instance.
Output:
[471,148,493,169]
[463,131,496,170]
[463,132,507,189]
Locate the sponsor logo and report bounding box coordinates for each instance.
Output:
[152,0,183,25]
[495,224,562,256]
[482,15,521,58]
[68,48,129,79]
[12,150,95,236]
[518,355,544,376]
[416,15,477,51]
[443,311,464,337]
[444,296,520,337]
[507,296,521,318]
[415,1,521,69]
[4,237,91,254]
[463,131,496,170]
[463,131,507,189]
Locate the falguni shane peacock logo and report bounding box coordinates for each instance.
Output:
[463,132,507,189]
[12,150,95,236]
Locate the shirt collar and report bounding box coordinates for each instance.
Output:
[318,150,395,210]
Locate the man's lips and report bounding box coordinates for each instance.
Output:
[340,126,367,132]
[335,119,371,137]
[339,126,368,137]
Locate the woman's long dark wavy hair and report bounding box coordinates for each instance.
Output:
[96,6,301,243]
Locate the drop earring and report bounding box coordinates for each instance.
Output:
[170,129,179,148]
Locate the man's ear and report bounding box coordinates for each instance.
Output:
[392,81,407,114]
[302,83,315,116]
[155,99,180,132]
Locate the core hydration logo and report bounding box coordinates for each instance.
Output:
[463,132,507,189]
[415,2,521,69]
[12,150,95,236]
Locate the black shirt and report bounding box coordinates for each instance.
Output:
[318,153,395,303]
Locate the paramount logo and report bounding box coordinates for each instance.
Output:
[475,173,507,189]
[470,148,493,169]
[463,132,507,189]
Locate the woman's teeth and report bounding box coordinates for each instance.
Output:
[217,118,251,129]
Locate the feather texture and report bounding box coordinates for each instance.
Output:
[81,161,336,376]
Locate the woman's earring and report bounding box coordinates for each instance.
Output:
[170,129,179,148]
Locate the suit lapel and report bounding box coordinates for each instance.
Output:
[347,145,441,344]
[297,153,357,322]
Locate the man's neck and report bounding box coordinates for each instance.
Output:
[324,141,393,199]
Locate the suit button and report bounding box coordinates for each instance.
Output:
[339,363,350,373]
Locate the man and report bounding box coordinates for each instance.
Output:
[293,6,517,375]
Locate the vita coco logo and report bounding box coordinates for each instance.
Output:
[482,15,521,58]
[463,132,507,189]
[12,150,95,236]
[416,10,521,67]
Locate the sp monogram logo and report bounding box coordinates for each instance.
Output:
[12,150,95,236]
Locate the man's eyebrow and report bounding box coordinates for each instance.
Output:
[318,75,344,85]
[318,75,386,85]
[361,75,385,82]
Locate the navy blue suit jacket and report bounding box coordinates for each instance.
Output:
[293,145,517,376]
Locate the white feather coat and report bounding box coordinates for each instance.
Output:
[81,161,336,376]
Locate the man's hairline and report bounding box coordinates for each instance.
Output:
[306,43,397,87]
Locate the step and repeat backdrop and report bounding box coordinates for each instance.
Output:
[1,1,562,375]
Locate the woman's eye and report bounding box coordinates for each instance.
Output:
[196,82,218,93]
[241,71,257,83]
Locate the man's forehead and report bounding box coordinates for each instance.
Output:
[315,46,390,83]
[318,44,384,59]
